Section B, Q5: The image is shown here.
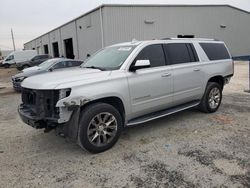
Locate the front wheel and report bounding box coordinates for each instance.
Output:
[78,103,123,153]
[22,65,30,70]
[199,82,222,113]
[4,64,10,68]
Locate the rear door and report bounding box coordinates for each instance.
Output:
[127,44,173,118]
[164,43,204,105]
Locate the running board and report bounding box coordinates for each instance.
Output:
[127,100,200,126]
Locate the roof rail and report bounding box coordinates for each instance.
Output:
[162,38,220,41]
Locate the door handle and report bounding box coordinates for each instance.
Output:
[161,73,171,77]
[193,68,200,72]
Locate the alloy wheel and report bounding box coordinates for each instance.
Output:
[87,112,118,147]
[208,87,221,109]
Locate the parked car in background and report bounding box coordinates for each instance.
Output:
[2,50,37,68]
[16,54,52,70]
[12,58,83,91]
[18,39,234,153]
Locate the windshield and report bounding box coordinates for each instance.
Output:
[5,55,14,61]
[38,59,57,69]
[82,46,136,70]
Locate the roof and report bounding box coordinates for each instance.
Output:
[111,38,223,46]
[24,4,250,45]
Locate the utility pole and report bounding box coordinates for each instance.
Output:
[11,28,16,51]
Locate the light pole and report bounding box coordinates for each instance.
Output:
[11,28,16,51]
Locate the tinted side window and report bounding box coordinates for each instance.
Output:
[136,44,166,67]
[40,55,49,59]
[164,43,192,64]
[200,43,230,60]
[66,61,82,67]
[187,44,199,62]
[53,61,66,69]
[32,56,40,61]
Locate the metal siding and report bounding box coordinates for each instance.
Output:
[76,9,102,60]
[49,29,63,57]
[23,5,250,57]
[60,22,78,58]
[41,34,50,55]
[103,6,250,56]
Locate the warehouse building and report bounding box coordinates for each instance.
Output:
[24,4,250,60]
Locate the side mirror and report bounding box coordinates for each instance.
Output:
[48,67,54,72]
[130,60,150,71]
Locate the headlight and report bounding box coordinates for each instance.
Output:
[59,88,71,99]
[15,76,26,82]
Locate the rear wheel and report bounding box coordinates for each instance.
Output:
[199,82,222,113]
[78,103,123,153]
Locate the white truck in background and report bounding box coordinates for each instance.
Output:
[2,50,37,68]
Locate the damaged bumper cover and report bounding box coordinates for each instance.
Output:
[19,95,92,140]
[18,104,58,129]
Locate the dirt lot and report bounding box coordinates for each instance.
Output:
[0,62,249,187]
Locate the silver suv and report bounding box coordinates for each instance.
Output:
[18,39,234,153]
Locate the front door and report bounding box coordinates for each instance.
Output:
[127,44,173,118]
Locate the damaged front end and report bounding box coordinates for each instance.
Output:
[18,87,91,141]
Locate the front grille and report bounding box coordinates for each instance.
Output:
[21,88,60,119]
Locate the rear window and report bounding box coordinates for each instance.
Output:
[200,43,230,60]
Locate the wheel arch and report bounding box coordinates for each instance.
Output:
[80,96,126,125]
[22,64,30,68]
[207,75,224,90]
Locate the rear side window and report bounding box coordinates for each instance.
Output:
[66,61,82,67]
[32,56,40,61]
[164,43,198,64]
[135,44,166,67]
[40,55,49,59]
[53,61,66,69]
[200,43,230,60]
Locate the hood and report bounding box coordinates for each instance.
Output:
[21,68,111,90]
[23,66,41,72]
[13,66,45,79]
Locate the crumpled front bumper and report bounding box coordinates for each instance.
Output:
[18,104,58,129]
[12,78,22,92]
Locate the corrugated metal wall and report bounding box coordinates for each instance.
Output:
[49,29,62,57]
[24,5,250,58]
[76,9,102,60]
[60,22,78,58]
[41,34,50,54]
[102,6,250,56]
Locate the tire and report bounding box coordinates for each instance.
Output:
[22,65,30,70]
[16,66,23,71]
[199,82,222,113]
[4,64,10,68]
[78,103,123,153]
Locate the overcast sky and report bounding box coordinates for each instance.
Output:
[0,0,249,50]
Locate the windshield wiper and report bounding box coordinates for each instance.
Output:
[84,66,106,71]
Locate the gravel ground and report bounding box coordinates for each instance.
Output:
[0,62,249,187]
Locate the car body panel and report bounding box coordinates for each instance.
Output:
[12,58,83,91]
[18,39,234,130]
